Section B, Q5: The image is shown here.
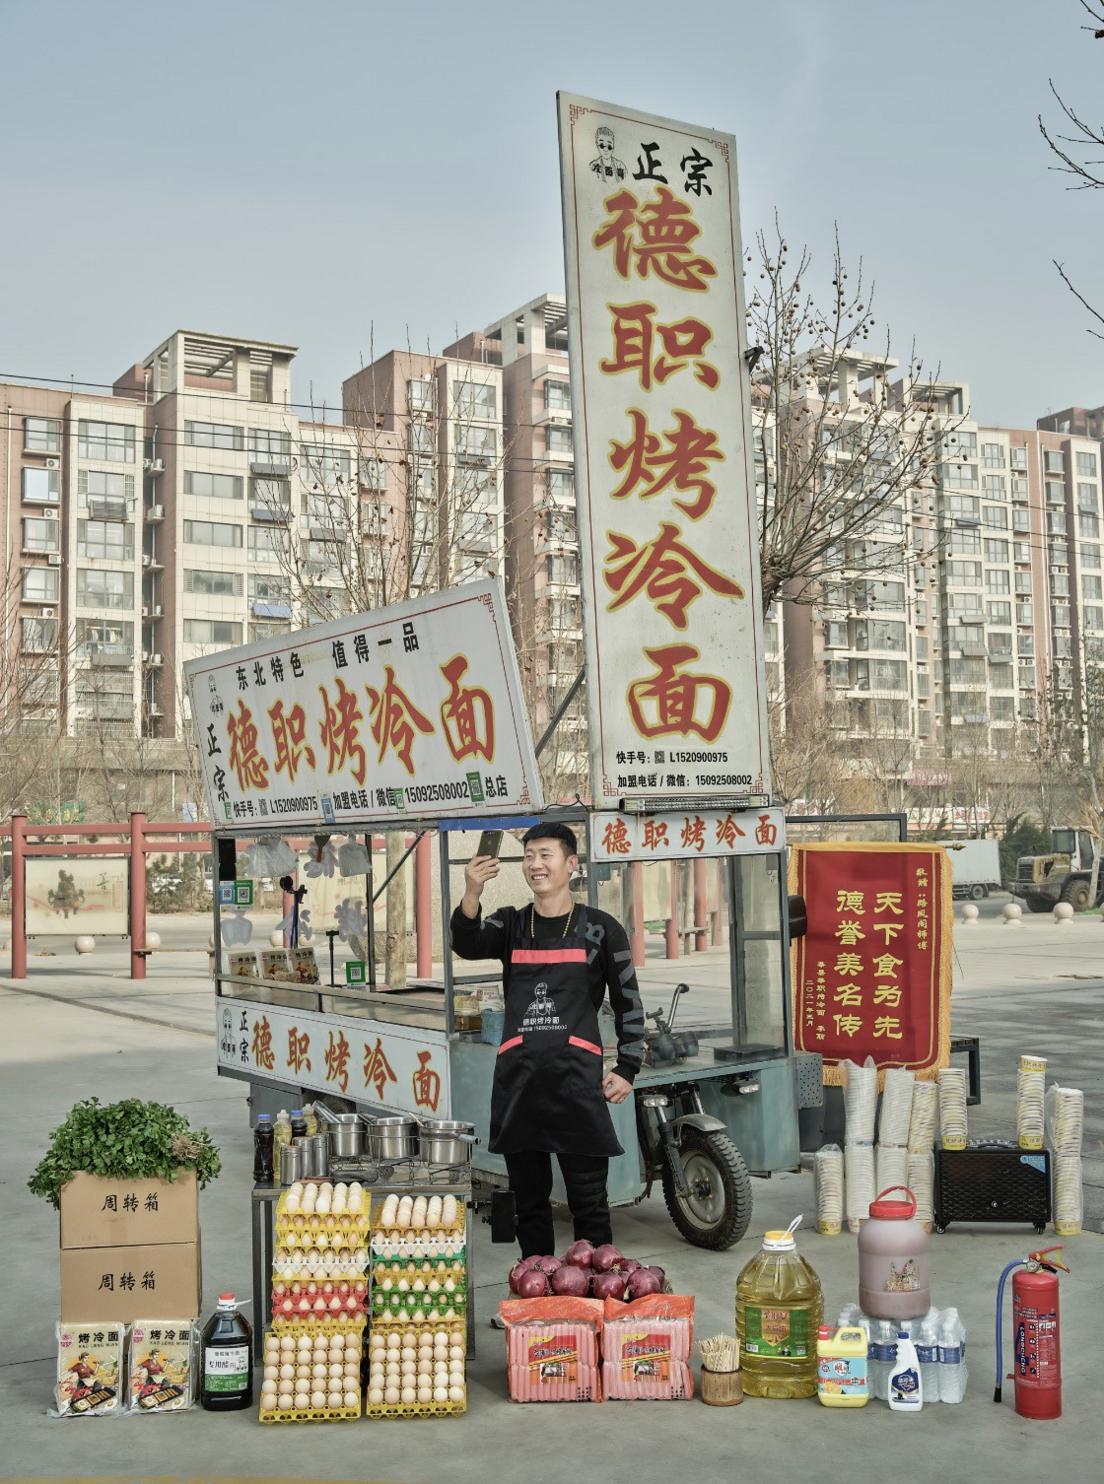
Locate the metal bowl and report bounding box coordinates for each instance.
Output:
[328,1114,365,1159]
[418,1118,477,1165]
[368,1115,419,1161]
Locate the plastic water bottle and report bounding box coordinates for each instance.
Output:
[870,1320,898,1402]
[939,1309,967,1404]
[915,1317,941,1403]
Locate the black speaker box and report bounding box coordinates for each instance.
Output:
[934,1142,1050,1233]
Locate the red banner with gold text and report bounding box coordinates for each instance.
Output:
[788,843,952,1085]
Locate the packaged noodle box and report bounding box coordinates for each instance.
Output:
[129,1319,195,1411]
[56,1321,124,1415]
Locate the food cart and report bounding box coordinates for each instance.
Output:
[188,582,803,1263]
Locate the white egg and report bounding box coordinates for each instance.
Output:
[449,1384,465,1403]
[386,1332,401,1349]
[344,1389,360,1408]
[368,1386,384,1405]
[310,1389,326,1409]
[317,1193,332,1215]
[384,1386,401,1405]
[327,1388,344,1408]
[433,1385,449,1403]
[277,1389,294,1409]
[278,1361,295,1381]
[285,1193,301,1214]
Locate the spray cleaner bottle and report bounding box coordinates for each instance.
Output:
[888,1329,923,1412]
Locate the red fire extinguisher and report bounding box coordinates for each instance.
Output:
[994,1246,1069,1420]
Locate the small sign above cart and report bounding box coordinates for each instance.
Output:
[590,805,785,862]
[185,580,543,831]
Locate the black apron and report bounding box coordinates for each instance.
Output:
[488,907,623,1157]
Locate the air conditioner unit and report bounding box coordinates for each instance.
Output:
[151,653,162,665]
[45,458,61,471]
[44,507,59,519]
[142,606,149,616]
[152,605,163,617]
[144,457,165,473]
[47,553,62,566]
[42,607,55,618]
[142,553,151,566]
[148,504,164,519]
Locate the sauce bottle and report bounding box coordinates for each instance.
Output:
[253,1113,274,1184]
[200,1293,253,1410]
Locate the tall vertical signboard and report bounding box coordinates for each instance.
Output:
[558,94,770,807]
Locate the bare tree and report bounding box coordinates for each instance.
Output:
[767,684,846,811]
[1039,2,1104,335]
[0,560,70,823]
[747,216,959,613]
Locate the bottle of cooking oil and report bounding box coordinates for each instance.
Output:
[737,1215,823,1398]
[272,1109,291,1182]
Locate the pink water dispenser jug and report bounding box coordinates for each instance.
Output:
[858,1186,930,1321]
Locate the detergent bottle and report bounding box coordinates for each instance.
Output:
[817,1325,870,1407]
[737,1216,823,1398]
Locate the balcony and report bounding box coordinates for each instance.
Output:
[252,505,292,525]
[250,458,292,477]
[80,641,134,666]
[86,497,129,523]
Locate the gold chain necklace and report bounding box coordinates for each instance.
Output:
[531,903,575,942]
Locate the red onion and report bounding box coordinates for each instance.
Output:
[517,1268,551,1298]
[627,1269,662,1298]
[533,1255,563,1276]
[551,1264,591,1297]
[590,1244,622,1274]
[508,1261,531,1294]
[616,1257,642,1275]
[642,1265,666,1285]
[563,1239,594,1269]
[591,1271,628,1301]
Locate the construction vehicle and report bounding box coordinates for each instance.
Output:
[1013,827,1102,913]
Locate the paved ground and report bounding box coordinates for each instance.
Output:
[2,909,1100,1480]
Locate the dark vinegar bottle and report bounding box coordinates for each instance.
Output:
[200,1292,253,1410]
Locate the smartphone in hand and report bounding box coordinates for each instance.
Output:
[476,829,504,859]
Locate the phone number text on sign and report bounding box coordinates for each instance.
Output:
[559,94,770,805]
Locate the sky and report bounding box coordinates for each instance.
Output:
[1,0,1102,428]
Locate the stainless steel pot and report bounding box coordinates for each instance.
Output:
[329,1114,365,1159]
[369,1115,419,1161]
[418,1119,477,1165]
[281,1140,305,1186]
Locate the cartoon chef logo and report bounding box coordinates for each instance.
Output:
[590,126,626,184]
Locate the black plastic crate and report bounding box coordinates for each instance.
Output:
[934,1142,1050,1233]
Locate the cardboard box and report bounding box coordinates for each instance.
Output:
[61,1241,201,1323]
[60,1171,198,1250]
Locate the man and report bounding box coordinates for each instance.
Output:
[451,822,645,1256]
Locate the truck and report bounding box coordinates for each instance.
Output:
[937,838,1002,901]
[1013,826,1103,913]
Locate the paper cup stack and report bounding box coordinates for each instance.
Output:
[843,1060,878,1232]
[875,1143,909,1196]
[937,1067,968,1149]
[1046,1084,1084,1236]
[1017,1055,1047,1151]
[878,1069,915,1147]
[907,1078,939,1231]
[814,1144,845,1235]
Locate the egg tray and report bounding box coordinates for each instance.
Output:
[371,1201,466,1237]
[365,1396,467,1420]
[268,1317,367,1338]
[371,1258,466,1281]
[258,1398,362,1424]
[272,1263,370,1283]
[273,1302,368,1323]
[369,1309,466,1331]
[275,1213,371,1240]
[370,1235,466,1261]
[369,1322,466,1348]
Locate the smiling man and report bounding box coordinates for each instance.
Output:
[450,822,645,1255]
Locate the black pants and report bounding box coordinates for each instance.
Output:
[504,1150,612,1257]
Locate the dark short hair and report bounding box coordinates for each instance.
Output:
[521,822,578,856]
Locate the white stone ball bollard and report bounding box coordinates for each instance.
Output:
[1002,901,1022,925]
[145,931,161,950]
[959,903,979,924]
[74,935,96,955]
[269,930,285,947]
[1053,901,1074,924]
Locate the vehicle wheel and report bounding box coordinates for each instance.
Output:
[1024,894,1052,914]
[969,884,986,901]
[661,1129,752,1250]
[1060,878,1091,912]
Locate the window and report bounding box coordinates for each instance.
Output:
[950,527,981,555]
[1044,450,1065,473]
[250,620,292,642]
[183,618,243,647]
[75,617,133,658]
[1051,539,1069,565]
[988,630,1013,656]
[983,505,1008,530]
[251,476,292,516]
[866,619,907,651]
[984,538,1009,563]
[407,379,433,412]
[1010,447,1027,470]
[453,380,497,420]
[456,424,496,461]
[360,456,387,490]
[186,420,244,451]
[981,443,1005,468]
[21,616,57,652]
[855,579,905,609]
[547,425,573,455]
[1019,658,1036,682]
[942,462,978,489]
[825,620,849,648]
[1079,512,1100,539]
[1052,604,1071,628]
[989,662,1014,690]
[79,469,133,502]
[1017,602,1034,625]
[950,658,986,685]
[74,671,132,722]
[185,568,243,596]
[991,696,1015,722]
[76,568,133,609]
[185,471,243,500]
[548,468,574,501]
[944,430,978,457]
[1020,694,1037,720]
[300,444,352,485]
[249,428,291,458]
[22,516,59,553]
[24,416,61,452]
[982,473,1006,495]
[1045,480,1065,506]
[544,379,571,412]
[985,568,1010,594]
[409,422,434,454]
[184,519,242,548]
[948,592,984,618]
[250,366,271,403]
[1084,574,1103,601]
[1084,605,1104,630]
[249,573,290,602]
[302,489,344,525]
[77,420,135,462]
[22,467,60,503]
[1054,633,1072,659]
[987,601,1012,624]
[548,552,579,586]
[1077,482,1098,512]
[77,519,133,560]
[546,508,577,544]
[248,525,288,561]
[1076,451,1098,477]
[947,494,979,520]
[22,567,59,602]
[1047,510,1067,535]
[947,560,982,585]
[871,659,906,690]
[1051,572,1070,598]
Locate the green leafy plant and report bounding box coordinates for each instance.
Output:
[28,1097,222,1209]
